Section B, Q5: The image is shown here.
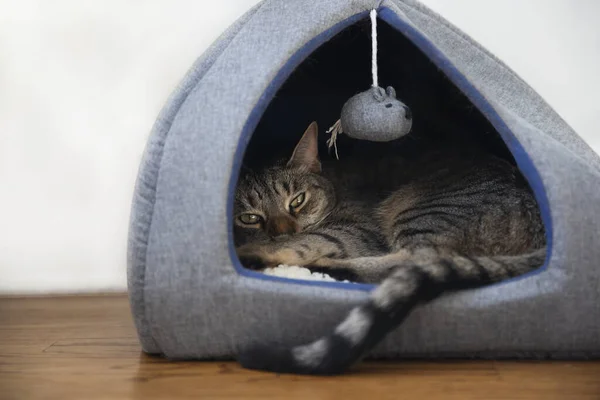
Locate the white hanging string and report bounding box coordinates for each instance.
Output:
[370,9,378,88]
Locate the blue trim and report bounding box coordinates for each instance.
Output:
[226,6,553,292]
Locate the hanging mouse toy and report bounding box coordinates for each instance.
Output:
[327,9,413,157]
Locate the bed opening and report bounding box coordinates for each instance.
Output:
[230,14,548,288]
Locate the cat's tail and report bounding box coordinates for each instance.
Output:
[237,247,547,375]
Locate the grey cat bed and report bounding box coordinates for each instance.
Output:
[127,0,600,361]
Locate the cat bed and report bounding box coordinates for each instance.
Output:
[127,0,600,361]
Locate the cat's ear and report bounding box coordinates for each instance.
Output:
[287,121,321,173]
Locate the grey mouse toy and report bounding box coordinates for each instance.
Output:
[327,85,413,154]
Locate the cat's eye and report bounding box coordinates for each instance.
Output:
[289,193,306,210]
[238,214,262,225]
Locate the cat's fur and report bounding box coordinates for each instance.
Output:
[234,122,546,375]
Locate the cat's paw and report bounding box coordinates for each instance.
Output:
[236,243,305,270]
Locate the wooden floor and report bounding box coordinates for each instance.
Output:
[1,295,599,400]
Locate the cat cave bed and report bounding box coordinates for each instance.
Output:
[127,0,600,361]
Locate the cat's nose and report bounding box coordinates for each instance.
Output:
[403,105,412,120]
[266,216,298,237]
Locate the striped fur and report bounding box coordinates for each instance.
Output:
[234,122,546,374]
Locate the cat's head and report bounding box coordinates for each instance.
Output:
[234,122,335,245]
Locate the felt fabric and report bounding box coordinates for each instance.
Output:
[127,0,600,360]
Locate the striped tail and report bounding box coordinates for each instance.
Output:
[237,248,547,375]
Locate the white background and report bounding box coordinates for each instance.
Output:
[1,0,598,294]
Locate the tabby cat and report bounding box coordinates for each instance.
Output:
[234,121,546,375]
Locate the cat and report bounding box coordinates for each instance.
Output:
[234,121,546,374]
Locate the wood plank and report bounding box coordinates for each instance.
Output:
[1,295,599,400]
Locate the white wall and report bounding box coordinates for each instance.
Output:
[1,1,598,294]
